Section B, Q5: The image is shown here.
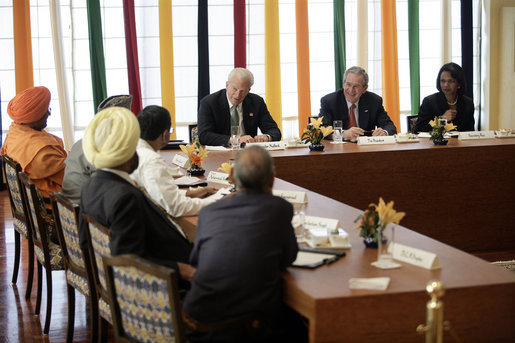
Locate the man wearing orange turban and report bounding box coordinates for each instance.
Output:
[1,86,67,204]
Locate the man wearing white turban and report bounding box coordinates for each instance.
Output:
[79,107,195,281]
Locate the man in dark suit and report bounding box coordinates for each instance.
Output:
[198,68,282,146]
[79,106,195,281]
[319,66,397,141]
[183,146,300,342]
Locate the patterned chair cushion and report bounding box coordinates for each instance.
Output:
[113,266,176,343]
[13,217,29,239]
[89,224,111,292]
[4,163,26,217]
[34,241,64,270]
[66,270,89,296]
[57,203,85,269]
[99,297,112,324]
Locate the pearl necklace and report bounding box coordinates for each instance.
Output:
[447,97,458,106]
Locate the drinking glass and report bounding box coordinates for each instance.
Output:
[293,203,306,242]
[231,126,240,150]
[333,120,343,143]
[438,117,447,127]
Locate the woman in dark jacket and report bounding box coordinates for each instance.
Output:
[415,62,475,132]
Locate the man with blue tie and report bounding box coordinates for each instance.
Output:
[319,66,397,141]
[197,68,282,146]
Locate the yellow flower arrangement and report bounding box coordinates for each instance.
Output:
[217,161,234,182]
[354,197,405,243]
[429,116,457,142]
[179,139,209,169]
[301,116,334,145]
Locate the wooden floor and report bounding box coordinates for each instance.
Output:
[0,189,112,342]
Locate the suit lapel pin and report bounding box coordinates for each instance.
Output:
[249,112,254,117]
[365,109,369,112]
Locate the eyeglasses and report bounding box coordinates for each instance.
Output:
[46,108,52,116]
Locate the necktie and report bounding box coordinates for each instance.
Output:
[348,103,357,128]
[231,105,239,127]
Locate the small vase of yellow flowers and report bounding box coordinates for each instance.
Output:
[301,116,334,151]
[179,139,209,176]
[429,116,457,145]
[355,197,406,269]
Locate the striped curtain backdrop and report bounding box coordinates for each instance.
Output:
[4,1,486,143]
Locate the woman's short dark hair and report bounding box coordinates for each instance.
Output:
[137,105,172,140]
[436,62,466,95]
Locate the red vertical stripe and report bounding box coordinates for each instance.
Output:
[234,0,246,68]
[123,0,142,114]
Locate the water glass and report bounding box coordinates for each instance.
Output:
[333,120,343,143]
[438,117,447,127]
[293,202,306,242]
[231,126,240,150]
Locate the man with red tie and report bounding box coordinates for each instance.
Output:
[319,66,397,141]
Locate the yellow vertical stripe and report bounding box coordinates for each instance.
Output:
[13,0,33,93]
[265,0,282,132]
[381,0,400,133]
[159,0,177,139]
[295,0,310,135]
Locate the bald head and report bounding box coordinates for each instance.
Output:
[232,146,274,193]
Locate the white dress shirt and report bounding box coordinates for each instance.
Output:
[130,139,216,218]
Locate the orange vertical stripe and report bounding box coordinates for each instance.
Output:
[295,0,311,135]
[381,0,400,132]
[13,0,34,93]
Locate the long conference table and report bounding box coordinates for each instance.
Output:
[160,138,515,342]
[164,136,515,259]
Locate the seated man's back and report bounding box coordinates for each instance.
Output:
[183,146,298,342]
[79,106,193,276]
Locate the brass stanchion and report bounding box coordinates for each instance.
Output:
[416,280,445,343]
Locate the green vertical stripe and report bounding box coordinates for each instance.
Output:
[87,0,107,112]
[408,0,420,114]
[333,0,346,90]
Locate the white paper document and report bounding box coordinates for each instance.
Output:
[349,277,391,290]
[205,145,228,151]
[292,251,335,267]
[173,176,206,186]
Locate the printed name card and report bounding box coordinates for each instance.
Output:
[206,171,230,185]
[389,242,441,270]
[245,142,286,150]
[272,190,308,204]
[458,131,495,140]
[304,215,340,232]
[172,154,190,168]
[357,136,396,145]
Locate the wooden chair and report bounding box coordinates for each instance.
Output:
[19,172,64,334]
[102,254,187,343]
[50,193,98,343]
[1,155,35,299]
[407,114,419,133]
[189,123,198,143]
[83,214,114,343]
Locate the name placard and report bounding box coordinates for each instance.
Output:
[207,171,230,185]
[389,243,441,270]
[458,131,495,140]
[357,136,396,145]
[172,154,190,168]
[245,142,286,150]
[273,190,308,203]
[304,215,340,231]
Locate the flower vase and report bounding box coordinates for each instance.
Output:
[187,165,205,176]
[308,143,325,152]
[363,236,378,248]
[372,224,401,269]
[433,139,448,146]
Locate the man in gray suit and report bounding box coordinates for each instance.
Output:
[184,146,299,342]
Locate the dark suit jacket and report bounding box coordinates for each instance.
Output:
[79,170,192,270]
[319,89,397,135]
[183,191,298,323]
[198,89,282,146]
[415,92,475,132]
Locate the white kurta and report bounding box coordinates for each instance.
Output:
[131,139,215,217]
